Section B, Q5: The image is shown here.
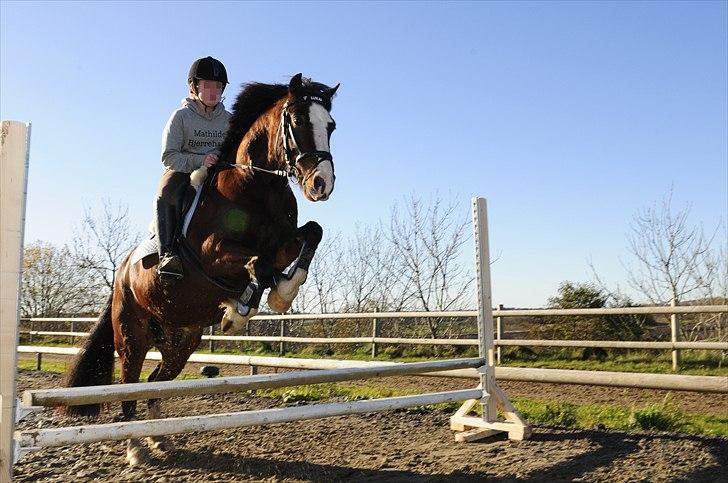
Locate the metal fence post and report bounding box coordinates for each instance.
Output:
[279,320,286,355]
[209,325,215,353]
[496,304,504,365]
[671,298,681,371]
[371,317,379,358]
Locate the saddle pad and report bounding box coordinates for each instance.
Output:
[130,234,159,265]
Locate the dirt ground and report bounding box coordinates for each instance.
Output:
[12,365,728,482]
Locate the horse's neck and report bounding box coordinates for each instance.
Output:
[215,105,289,203]
[237,103,285,172]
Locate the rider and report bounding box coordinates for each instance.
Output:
[157,56,232,279]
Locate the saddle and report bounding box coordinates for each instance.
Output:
[130,166,226,267]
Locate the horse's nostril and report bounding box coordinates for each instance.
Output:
[313,176,325,193]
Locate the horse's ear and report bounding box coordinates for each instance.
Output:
[289,73,303,94]
[328,83,340,98]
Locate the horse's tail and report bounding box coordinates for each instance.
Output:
[60,293,115,416]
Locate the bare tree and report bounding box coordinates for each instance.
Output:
[72,199,141,293]
[21,241,98,317]
[684,230,727,342]
[620,189,725,343]
[624,190,718,305]
[339,225,387,312]
[386,193,474,338]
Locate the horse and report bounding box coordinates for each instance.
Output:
[61,73,339,465]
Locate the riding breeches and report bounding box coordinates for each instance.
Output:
[157,170,191,206]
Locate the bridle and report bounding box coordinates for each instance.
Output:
[279,96,334,181]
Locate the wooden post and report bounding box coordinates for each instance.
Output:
[28,319,34,345]
[0,121,31,480]
[70,320,75,346]
[496,304,504,365]
[450,198,530,442]
[208,325,215,353]
[371,317,379,358]
[472,199,496,421]
[36,353,42,371]
[671,297,681,371]
[279,320,286,355]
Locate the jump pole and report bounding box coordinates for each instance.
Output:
[0,121,31,482]
[449,197,531,442]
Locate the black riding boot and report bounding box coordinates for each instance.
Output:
[156,199,184,280]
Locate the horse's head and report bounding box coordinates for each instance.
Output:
[282,73,339,202]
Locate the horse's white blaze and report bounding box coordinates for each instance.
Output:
[307,103,335,197]
[314,160,335,196]
[309,103,332,152]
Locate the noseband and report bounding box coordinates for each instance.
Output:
[280,96,334,181]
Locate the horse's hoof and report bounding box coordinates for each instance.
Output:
[268,268,307,313]
[221,317,233,334]
[126,442,148,467]
[267,289,292,313]
[219,302,258,335]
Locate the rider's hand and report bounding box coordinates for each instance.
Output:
[203,153,219,167]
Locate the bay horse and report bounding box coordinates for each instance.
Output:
[62,73,339,465]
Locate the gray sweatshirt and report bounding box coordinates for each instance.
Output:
[160,98,232,173]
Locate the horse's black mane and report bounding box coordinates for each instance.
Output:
[218,82,288,163]
[218,79,336,164]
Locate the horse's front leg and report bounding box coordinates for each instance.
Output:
[203,238,263,335]
[267,221,323,313]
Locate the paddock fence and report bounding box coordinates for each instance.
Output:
[19,304,728,368]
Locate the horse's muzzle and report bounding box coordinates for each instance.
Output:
[304,160,335,201]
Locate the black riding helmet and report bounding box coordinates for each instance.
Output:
[188,56,228,88]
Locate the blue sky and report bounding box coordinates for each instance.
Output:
[1,1,726,307]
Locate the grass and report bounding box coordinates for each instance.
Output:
[23,338,727,376]
[498,350,728,377]
[17,359,198,382]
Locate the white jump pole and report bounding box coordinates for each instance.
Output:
[0,121,31,482]
[18,389,483,450]
[22,357,486,407]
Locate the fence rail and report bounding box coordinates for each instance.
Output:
[19,330,728,351]
[19,304,727,370]
[18,304,728,323]
[17,346,728,393]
